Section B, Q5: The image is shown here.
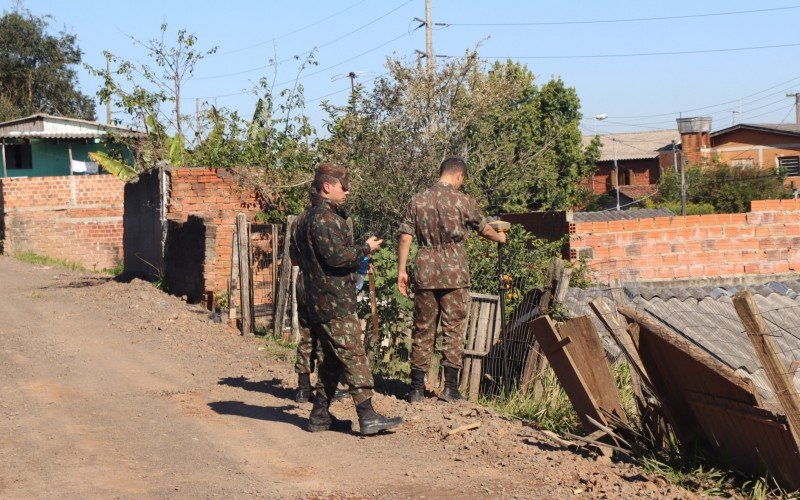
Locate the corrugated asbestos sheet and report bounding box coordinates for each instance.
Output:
[565,280,800,404]
[572,208,674,223]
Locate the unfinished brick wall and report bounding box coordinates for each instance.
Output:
[570,198,800,283]
[166,168,269,298]
[0,175,124,269]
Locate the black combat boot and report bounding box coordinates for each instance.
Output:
[405,368,426,403]
[355,398,403,435]
[307,393,352,432]
[294,373,312,403]
[439,366,465,402]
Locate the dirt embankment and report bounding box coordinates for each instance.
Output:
[0,256,690,498]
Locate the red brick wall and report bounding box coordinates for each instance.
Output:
[570,199,800,283]
[166,168,269,297]
[0,175,124,269]
[583,159,661,195]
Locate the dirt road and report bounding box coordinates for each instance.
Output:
[0,256,685,498]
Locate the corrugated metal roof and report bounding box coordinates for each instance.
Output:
[572,207,674,222]
[582,130,680,162]
[565,279,800,403]
[1,130,142,139]
[0,113,143,139]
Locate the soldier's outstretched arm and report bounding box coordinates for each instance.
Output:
[312,213,370,268]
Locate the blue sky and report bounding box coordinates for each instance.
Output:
[10,1,800,135]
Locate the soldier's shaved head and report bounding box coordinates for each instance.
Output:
[439,156,467,177]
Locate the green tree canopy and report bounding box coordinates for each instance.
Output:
[0,9,95,121]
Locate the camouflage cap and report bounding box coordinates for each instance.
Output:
[314,163,350,191]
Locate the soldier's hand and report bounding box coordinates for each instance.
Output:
[397,271,409,297]
[497,232,508,245]
[365,236,383,254]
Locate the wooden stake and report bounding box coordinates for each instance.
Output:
[367,265,379,346]
[236,214,253,335]
[444,421,481,437]
[733,291,800,445]
[273,215,296,338]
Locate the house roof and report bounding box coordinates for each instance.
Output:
[583,130,680,162]
[563,279,800,404]
[711,123,800,139]
[0,114,143,139]
[572,207,674,222]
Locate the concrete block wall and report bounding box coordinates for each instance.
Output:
[166,168,267,296]
[570,198,800,283]
[0,175,124,269]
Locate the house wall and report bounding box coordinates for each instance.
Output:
[569,198,800,283]
[166,168,267,298]
[583,159,660,195]
[4,139,135,178]
[0,174,124,269]
[709,129,800,186]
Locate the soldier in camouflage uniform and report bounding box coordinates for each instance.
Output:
[293,191,350,403]
[293,163,403,435]
[397,156,506,403]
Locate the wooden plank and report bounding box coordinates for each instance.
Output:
[528,315,605,431]
[468,300,491,401]
[552,266,572,305]
[236,214,253,335]
[273,216,296,338]
[460,300,480,394]
[271,224,278,306]
[560,316,628,424]
[733,291,800,446]
[590,298,653,391]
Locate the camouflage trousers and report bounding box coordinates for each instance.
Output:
[312,313,374,405]
[411,287,470,371]
[294,304,314,375]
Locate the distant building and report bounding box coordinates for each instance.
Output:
[0,114,141,178]
[678,118,800,187]
[581,129,679,200]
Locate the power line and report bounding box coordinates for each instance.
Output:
[193,0,414,80]
[186,30,415,100]
[444,5,800,27]
[478,41,800,60]
[603,74,800,120]
[213,0,370,56]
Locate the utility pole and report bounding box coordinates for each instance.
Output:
[105,53,112,125]
[195,98,201,141]
[613,138,620,211]
[425,0,433,76]
[671,139,678,175]
[787,93,800,124]
[680,156,687,216]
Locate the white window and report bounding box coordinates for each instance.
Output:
[778,156,800,176]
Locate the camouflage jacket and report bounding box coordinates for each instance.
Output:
[291,199,369,323]
[399,181,487,290]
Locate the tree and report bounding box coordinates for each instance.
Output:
[91,24,217,165]
[0,8,95,121]
[319,53,599,237]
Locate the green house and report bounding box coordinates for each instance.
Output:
[0,114,141,177]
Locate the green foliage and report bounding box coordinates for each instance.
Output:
[481,366,579,434]
[88,151,138,182]
[102,262,124,277]
[466,225,570,311]
[320,54,598,237]
[657,163,790,213]
[14,251,87,271]
[0,8,95,121]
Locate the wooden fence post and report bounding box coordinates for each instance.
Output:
[273,215,296,338]
[236,213,253,335]
[733,291,800,445]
